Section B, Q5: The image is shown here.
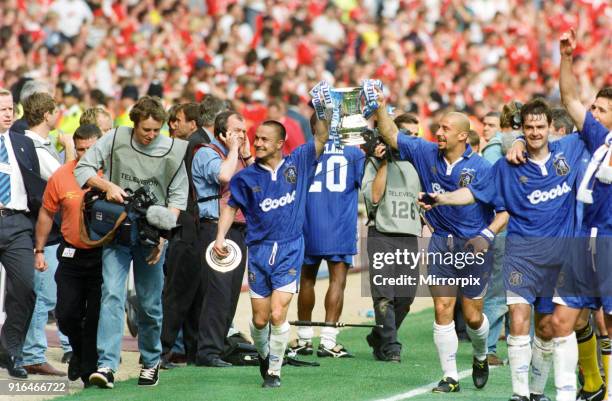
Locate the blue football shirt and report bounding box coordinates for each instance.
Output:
[303,141,364,255]
[228,142,318,246]
[576,112,612,235]
[397,133,494,239]
[492,134,587,263]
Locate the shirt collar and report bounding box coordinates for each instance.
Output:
[25,130,51,145]
[257,158,286,181]
[211,137,228,155]
[463,144,475,158]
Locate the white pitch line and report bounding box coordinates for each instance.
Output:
[373,366,500,401]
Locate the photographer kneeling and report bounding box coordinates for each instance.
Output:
[74,96,189,388]
[362,113,423,362]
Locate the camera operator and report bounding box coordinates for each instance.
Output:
[74,96,189,388]
[362,113,422,363]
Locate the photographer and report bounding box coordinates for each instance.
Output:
[74,96,189,388]
[362,113,422,363]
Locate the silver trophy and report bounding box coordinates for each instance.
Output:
[310,80,382,147]
[331,87,369,146]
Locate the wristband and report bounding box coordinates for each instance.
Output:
[479,228,495,245]
[34,249,44,254]
[242,154,253,161]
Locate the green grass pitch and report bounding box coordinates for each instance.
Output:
[58,308,555,401]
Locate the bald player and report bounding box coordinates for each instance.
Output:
[375,101,507,392]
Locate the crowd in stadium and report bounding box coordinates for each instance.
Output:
[0,1,611,400]
[1,0,610,140]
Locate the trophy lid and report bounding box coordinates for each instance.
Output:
[205,239,242,273]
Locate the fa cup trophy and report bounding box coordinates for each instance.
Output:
[310,80,382,147]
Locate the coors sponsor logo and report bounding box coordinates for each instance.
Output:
[526,182,571,205]
[259,190,296,212]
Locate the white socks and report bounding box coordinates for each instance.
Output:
[553,333,578,401]
[508,334,532,397]
[433,321,459,381]
[530,336,553,395]
[466,314,489,361]
[297,326,314,343]
[269,322,290,375]
[250,321,270,359]
[320,327,339,349]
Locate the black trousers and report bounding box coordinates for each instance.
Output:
[0,213,36,357]
[54,241,102,381]
[366,226,419,355]
[161,226,203,362]
[196,221,246,364]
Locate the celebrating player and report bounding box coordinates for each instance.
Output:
[213,117,329,388]
[433,98,590,401]
[291,126,364,358]
[375,96,508,392]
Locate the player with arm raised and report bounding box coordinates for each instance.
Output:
[291,115,364,358]
[375,94,507,393]
[432,99,590,401]
[213,117,329,388]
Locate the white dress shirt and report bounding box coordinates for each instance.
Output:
[0,131,29,211]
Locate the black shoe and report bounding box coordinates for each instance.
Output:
[258,355,269,379]
[367,334,384,360]
[61,351,73,364]
[472,356,489,389]
[576,384,606,401]
[262,372,281,388]
[509,395,529,401]
[138,362,160,386]
[68,354,81,381]
[317,344,354,358]
[89,367,115,389]
[432,377,460,393]
[287,339,313,356]
[385,352,401,363]
[202,357,232,368]
[0,349,28,380]
[366,333,379,349]
[529,394,551,401]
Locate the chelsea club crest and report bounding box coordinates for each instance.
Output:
[458,168,476,187]
[553,154,570,176]
[284,166,298,184]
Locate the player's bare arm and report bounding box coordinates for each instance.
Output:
[464,211,508,253]
[213,205,238,257]
[374,92,399,150]
[417,187,475,210]
[559,28,587,131]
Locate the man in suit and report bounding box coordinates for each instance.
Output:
[0,88,45,379]
[160,102,211,366]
